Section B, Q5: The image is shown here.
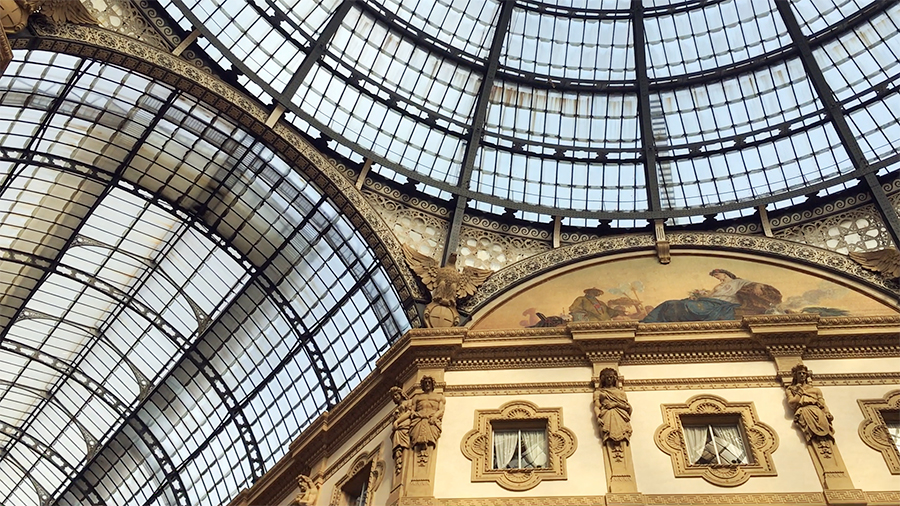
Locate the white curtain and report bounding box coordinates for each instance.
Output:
[493,431,519,469]
[683,425,708,464]
[712,425,747,464]
[521,429,548,468]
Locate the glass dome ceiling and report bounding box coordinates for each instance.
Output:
[1,1,899,506]
[157,0,900,219]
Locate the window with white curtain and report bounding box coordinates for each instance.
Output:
[492,426,548,469]
[884,414,900,457]
[682,421,752,466]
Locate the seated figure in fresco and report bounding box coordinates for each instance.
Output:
[641,269,781,323]
[570,288,625,322]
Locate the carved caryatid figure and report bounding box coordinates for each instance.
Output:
[1,0,98,34]
[389,386,411,475]
[786,364,834,442]
[593,367,638,493]
[593,368,632,444]
[402,246,491,328]
[408,376,445,464]
[290,475,318,506]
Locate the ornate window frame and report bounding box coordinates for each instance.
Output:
[655,394,779,487]
[461,400,577,491]
[329,445,385,506]
[858,389,900,474]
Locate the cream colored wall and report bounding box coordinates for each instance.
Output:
[804,357,898,374]
[621,361,776,379]
[293,362,897,504]
[818,383,900,492]
[445,367,592,385]
[627,386,822,495]
[433,392,605,498]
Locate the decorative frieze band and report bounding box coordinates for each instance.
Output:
[442,373,900,397]
[400,491,900,506]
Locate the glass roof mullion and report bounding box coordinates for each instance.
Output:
[775,0,900,246]
[441,0,514,266]
[0,90,179,353]
[281,0,356,101]
[135,349,263,506]
[632,0,662,214]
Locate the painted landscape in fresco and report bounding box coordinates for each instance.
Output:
[470,255,897,330]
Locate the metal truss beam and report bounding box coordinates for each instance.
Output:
[775,0,900,247]
[632,0,662,214]
[0,337,187,506]
[282,0,356,100]
[442,0,515,265]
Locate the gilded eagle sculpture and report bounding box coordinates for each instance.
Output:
[402,246,492,328]
[1,0,98,35]
[849,248,900,280]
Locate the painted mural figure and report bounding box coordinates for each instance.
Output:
[409,376,445,451]
[593,368,632,444]
[389,386,412,475]
[786,364,834,442]
[570,288,624,321]
[641,269,781,322]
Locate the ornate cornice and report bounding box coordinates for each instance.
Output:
[443,373,900,397]
[444,382,592,397]
[398,491,900,505]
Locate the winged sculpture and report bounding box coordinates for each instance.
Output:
[849,248,900,280]
[2,0,98,35]
[402,246,492,328]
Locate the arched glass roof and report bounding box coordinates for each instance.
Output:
[1,0,900,505]
[0,50,408,506]
[156,0,900,220]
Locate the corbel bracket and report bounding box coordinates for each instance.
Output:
[654,220,670,264]
[746,314,819,383]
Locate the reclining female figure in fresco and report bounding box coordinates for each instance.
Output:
[641,269,781,323]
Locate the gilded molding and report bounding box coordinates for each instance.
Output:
[407,491,900,506]
[867,491,900,504]
[434,498,604,506]
[858,389,900,474]
[644,492,824,504]
[654,394,779,487]
[461,400,577,491]
[442,373,900,396]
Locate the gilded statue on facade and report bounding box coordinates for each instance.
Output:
[593,367,638,493]
[408,376,445,464]
[785,363,834,442]
[1,0,98,34]
[594,368,632,444]
[402,246,491,328]
[389,386,412,475]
